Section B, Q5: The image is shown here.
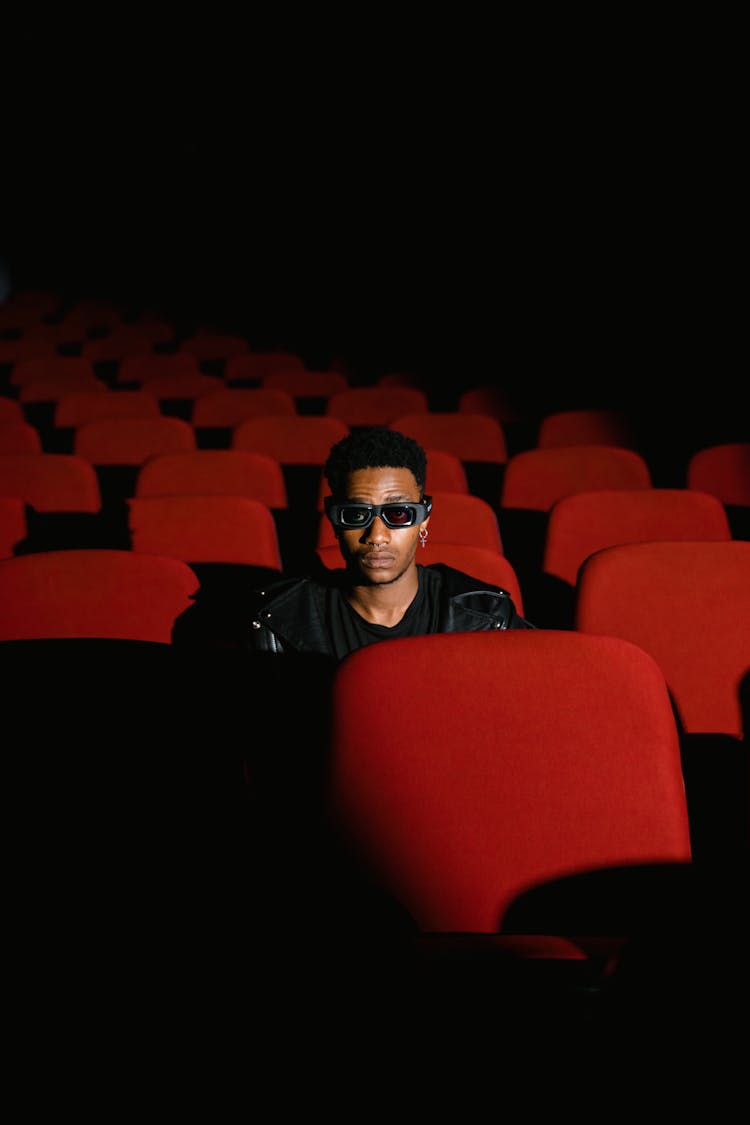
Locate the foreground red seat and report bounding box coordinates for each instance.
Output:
[329,629,691,945]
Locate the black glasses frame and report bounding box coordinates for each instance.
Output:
[324,496,433,531]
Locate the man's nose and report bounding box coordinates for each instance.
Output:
[364,514,390,541]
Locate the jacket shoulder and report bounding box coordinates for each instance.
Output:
[251,574,327,612]
[422,562,506,597]
[423,563,535,630]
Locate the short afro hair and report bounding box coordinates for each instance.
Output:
[324,427,427,499]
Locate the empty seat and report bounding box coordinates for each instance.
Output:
[0,451,104,549]
[543,489,732,587]
[0,497,28,558]
[18,373,106,404]
[536,408,638,451]
[137,373,224,401]
[128,495,283,571]
[81,323,175,362]
[686,442,750,508]
[117,353,202,386]
[10,356,98,388]
[261,370,349,400]
[325,387,429,427]
[329,629,691,936]
[0,453,101,511]
[458,386,524,424]
[225,351,307,384]
[54,390,162,428]
[56,299,123,336]
[575,540,750,741]
[0,338,58,365]
[0,422,43,453]
[0,399,26,424]
[233,416,350,571]
[391,412,508,463]
[135,450,288,509]
[74,417,197,509]
[74,417,197,465]
[232,416,349,465]
[191,388,297,428]
[0,549,199,643]
[500,446,653,512]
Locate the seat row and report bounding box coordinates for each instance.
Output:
[0,541,747,896]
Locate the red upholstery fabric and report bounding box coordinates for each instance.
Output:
[0,422,43,453]
[0,453,101,511]
[232,416,349,464]
[457,386,524,424]
[0,338,57,364]
[136,373,224,400]
[10,356,97,388]
[325,387,429,426]
[330,629,691,933]
[18,374,106,403]
[536,408,638,450]
[81,323,174,360]
[262,370,349,397]
[543,488,732,586]
[135,450,288,508]
[54,390,161,427]
[0,549,198,642]
[74,417,196,465]
[575,540,750,738]
[686,442,750,507]
[390,412,508,462]
[424,449,470,494]
[192,388,296,427]
[0,399,25,424]
[0,497,27,558]
[224,351,306,382]
[128,495,283,569]
[500,446,652,512]
[117,353,202,385]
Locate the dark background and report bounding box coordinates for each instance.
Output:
[4,20,745,437]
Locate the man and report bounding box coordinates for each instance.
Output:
[248,426,533,659]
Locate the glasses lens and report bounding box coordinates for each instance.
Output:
[382,504,416,526]
[339,506,372,526]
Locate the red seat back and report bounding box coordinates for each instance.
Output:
[0,549,198,642]
[128,495,283,569]
[391,412,507,463]
[543,488,732,586]
[575,540,750,738]
[330,630,691,932]
[135,450,287,508]
[500,446,652,512]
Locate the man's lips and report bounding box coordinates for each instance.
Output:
[361,551,396,567]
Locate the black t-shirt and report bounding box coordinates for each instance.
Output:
[327,566,440,662]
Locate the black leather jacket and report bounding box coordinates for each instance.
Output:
[248,563,534,657]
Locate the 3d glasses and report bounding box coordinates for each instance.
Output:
[324,496,432,531]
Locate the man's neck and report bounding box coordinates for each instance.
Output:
[346,566,420,627]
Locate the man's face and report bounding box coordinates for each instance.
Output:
[334,466,430,585]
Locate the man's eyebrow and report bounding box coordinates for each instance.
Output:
[346,494,415,503]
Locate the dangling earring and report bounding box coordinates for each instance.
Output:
[419,528,428,549]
